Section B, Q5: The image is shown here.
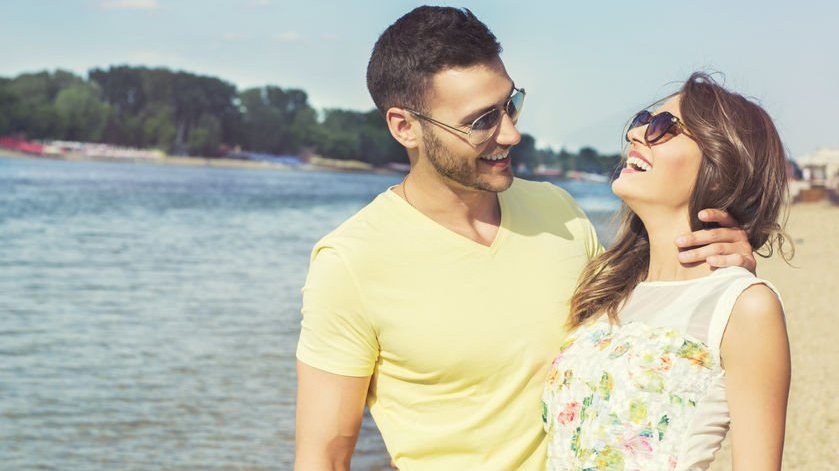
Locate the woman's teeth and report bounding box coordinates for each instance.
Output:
[626,156,651,172]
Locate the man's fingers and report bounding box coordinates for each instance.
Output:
[678,243,735,264]
[678,246,757,272]
[679,210,757,273]
[707,253,757,272]
[698,208,738,227]
[708,253,745,268]
[676,228,747,248]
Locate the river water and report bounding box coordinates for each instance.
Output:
[0,155,619,470]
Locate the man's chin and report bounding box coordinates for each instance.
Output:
[475,172,514,193]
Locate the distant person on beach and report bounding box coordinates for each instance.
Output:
[543,73,791,470]
[294,7,756,470]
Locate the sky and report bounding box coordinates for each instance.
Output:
[2,0,837,158]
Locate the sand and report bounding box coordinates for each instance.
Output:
[709,201,839,470]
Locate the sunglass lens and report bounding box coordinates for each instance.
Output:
[646,112,676,144]
[625,110,651,141]
[468,109,500,145]
[629,111,651,130]
[507,90,525,122]
[469,89,525,145]
[472,108,500,132]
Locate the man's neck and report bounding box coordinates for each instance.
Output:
[395,168,502,246]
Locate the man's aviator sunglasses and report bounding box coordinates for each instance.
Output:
[625,110,692,146]
[406,87,526,146]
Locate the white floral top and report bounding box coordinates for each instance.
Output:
[542,267,783,471]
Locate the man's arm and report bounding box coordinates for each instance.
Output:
[675,209,757,272]
[295,361,371,471]
[295,246,379,470]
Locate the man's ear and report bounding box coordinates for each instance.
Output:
[385,107,421,149]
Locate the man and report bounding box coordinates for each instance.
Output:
[295,6,754,470]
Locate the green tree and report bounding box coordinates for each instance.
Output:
[3,70,84,138]
[238,86,318,154]
[0,78,16,135]
[1,66,623,170]
[596,153,622,176]
[141,104,177,151]
[508,133,539,171]
[54,82,109,141]
[558,148,575,173]
[577,147,599,172]
[90,66,237,154]
[170,72,236,154]
[187,114,221,156]
[313,109,402,163]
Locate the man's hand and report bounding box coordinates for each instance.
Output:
[675,209,756,273]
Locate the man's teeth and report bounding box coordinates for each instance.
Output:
[626,156,651,172]
[482,153,508,161]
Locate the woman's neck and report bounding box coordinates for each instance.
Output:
[640,210,713,282]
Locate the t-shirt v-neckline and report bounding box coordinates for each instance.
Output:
[385,187,511,254]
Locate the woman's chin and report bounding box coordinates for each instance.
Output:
[611,178,634,202]
[611,183,653,215]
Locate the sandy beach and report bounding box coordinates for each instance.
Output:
[709,201,839,470]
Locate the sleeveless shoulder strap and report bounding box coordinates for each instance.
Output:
[707,275,784,364]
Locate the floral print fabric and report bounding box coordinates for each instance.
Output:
[542,319,720,470]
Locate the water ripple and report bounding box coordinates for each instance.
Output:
[0,156,618,470]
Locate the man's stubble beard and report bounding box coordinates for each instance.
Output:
[422,129,513,193]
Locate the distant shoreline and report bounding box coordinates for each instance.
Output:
[0,149,582,182]
[0,149,402,175]
[0,150,614,183]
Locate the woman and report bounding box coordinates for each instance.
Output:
[542,73,792,470]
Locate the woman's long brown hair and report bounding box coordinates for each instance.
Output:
[567,72,793,329]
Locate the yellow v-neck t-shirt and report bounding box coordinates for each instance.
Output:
[297,177,602,470]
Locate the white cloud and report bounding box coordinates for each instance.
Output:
[101,0,159,9]
[252,0,272,6]
[272,31,301,43]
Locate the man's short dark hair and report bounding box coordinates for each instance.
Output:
[366,6,502,114]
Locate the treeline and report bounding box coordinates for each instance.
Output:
[0,66,620,174]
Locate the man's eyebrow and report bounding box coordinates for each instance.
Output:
[459,83,516,125]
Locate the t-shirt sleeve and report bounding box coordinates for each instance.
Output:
[583,216,605,260]
[296,246,379,377]
[542,181,604,259]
